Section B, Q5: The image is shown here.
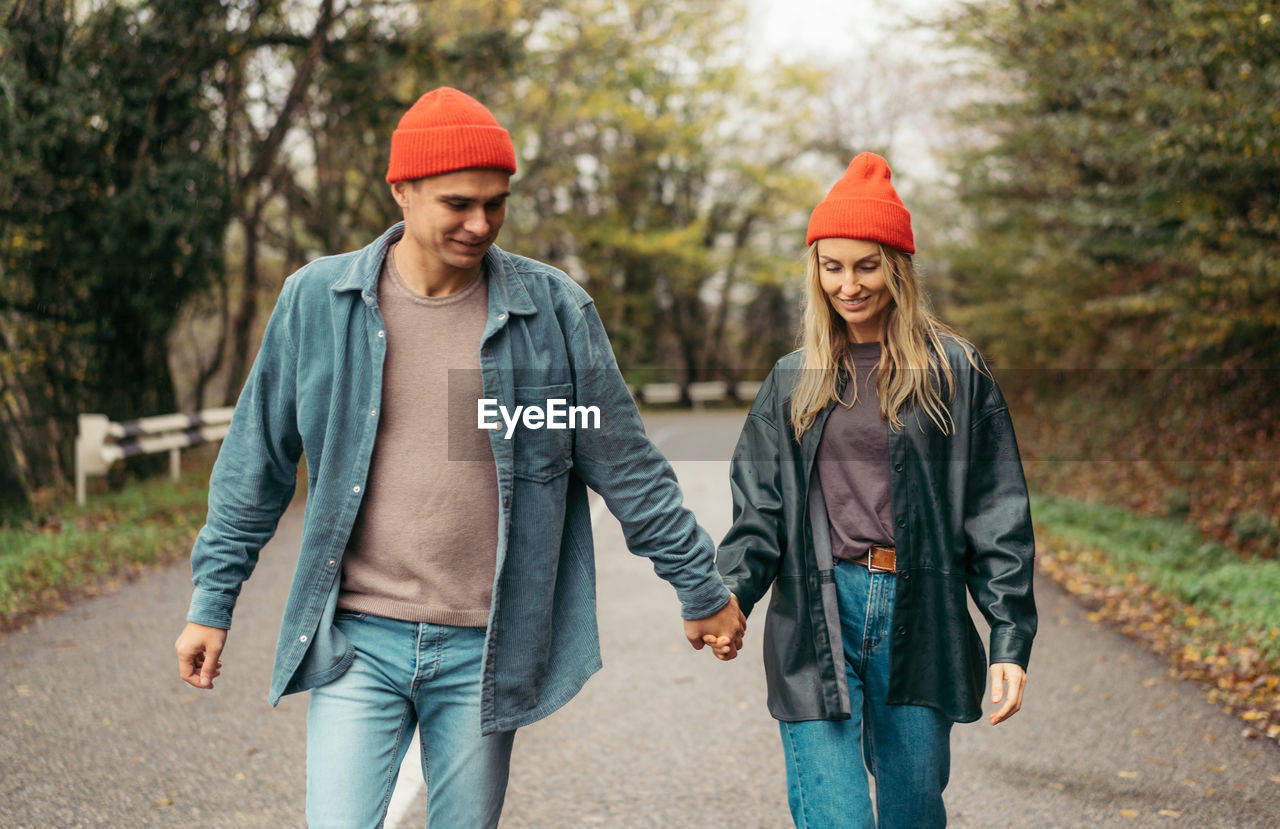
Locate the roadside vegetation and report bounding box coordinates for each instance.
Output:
[1034,495,1280,747]
[0,452,214,630]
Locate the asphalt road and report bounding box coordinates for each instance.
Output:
[2,410,1278,828]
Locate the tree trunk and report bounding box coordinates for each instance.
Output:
[223,206,263,406]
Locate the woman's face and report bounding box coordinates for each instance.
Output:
[817,237,891,343]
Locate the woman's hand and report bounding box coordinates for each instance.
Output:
[988,662,1026,725]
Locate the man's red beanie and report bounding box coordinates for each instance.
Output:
[806,152,914,253]
[385,87,517,183]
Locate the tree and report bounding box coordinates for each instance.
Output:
[499,0,844,383]
[0,0,229,511]
[941,0,1280,370]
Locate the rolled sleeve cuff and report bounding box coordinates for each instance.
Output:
[187,587,237,630]
[677,577,732,621]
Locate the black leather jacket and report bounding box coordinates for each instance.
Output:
[717,339,1036,723]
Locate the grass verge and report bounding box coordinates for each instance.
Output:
[1034,494,1280,746]
[0,459,214,630]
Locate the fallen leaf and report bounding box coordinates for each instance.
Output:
[1142,677,1159,687]
[1131,728,1151,736]
[1181,779,1198,786]
[1049,782,1065,791]
[151,798,173,808]
[1158,809,1181,817]
[1118,770,1140,779]
[1204,764,1226,772]
[15,685,32,697]
[234,773,245,781]
[1120,809,1139,819]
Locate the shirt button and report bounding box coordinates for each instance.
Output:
[327,559,336,567]
[300,635,308,643]
[369,409,377,417]
[897,518,905,528]
[353,485,361,493]
[894,463,903,472]
[377,330,385,338]
[497,313,506,321]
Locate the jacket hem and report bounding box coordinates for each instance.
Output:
[481,656,604,735]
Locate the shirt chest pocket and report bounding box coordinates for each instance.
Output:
[511,383,574,482]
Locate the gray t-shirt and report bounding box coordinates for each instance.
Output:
[338,244,499,627]
[816,341,895,561]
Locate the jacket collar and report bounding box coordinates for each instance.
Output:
[481,243,536,317]
[331,223,401,294]
[331,223,536,316]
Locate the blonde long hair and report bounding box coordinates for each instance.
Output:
[788,242,977,441]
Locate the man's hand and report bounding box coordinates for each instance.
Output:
[684,593,746,661]
[988,662,1026,725]
[176,622,228,689]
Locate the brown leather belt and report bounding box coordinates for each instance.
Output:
[849,545,896,573]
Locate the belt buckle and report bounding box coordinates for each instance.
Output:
[867,545,895,574]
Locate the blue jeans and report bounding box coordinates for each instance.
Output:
[306,611,515,828]
[778,560,952,829]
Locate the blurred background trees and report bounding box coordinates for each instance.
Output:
[2,0,1275,548]
[938,0,1279,555]
[941,0,1279,371]
[1,0,875,511]
[1,0,230,514]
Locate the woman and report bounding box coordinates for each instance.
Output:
[716,153,1036,828]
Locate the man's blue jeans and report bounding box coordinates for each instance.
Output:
[306,611,515,828]
[778,560,952,829]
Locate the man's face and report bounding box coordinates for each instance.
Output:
[391,168,511,279]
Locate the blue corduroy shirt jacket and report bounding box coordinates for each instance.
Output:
[186,223,729,734]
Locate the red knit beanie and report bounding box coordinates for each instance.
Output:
[385,87,517,183]
[806,152,914,253]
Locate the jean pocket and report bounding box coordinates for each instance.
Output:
[333,609,368,622]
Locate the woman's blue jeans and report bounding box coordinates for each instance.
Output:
[778,560,952,829]
[306,611,515,828]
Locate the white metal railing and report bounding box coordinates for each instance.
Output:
[71,380,766,505]
[74,408,234,505]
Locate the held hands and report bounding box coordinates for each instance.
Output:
[176,622,228,689]
[684,593,746,661]
[988,662,1026,725]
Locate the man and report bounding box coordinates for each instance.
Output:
[174,87,744,828]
